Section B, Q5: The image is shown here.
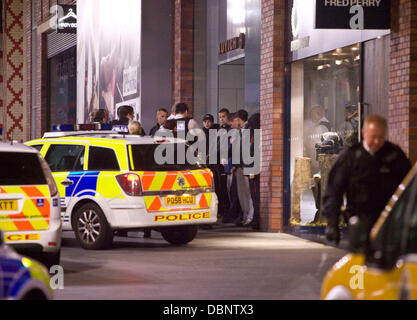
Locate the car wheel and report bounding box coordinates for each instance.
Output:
[160,225,198,245]
[41,250,61,270]
[73,203,113,250]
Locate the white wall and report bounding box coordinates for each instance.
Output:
[218,62,245,113]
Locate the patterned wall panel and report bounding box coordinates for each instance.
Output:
[0,33,4,138]
[4,0,25,142]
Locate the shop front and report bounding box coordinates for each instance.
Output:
[47,36,77,132]
[193,0,261,121]
[285,0,391,234]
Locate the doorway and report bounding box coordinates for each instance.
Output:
[218,57,245,113]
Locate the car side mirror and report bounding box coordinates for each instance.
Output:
[0,230,4,246]
[348,216,368,252]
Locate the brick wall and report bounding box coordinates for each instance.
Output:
[3,0,25,142]
[259,0,285,232]
[23,0,31,141]
[24,0,74,138]
[172,0,194,113]
[389,0,417,163]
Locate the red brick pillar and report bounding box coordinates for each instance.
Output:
[389,0,417,163]
[172,0,194,113]
[259,0,285,232]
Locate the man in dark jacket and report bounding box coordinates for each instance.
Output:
[323,114,411,245]
[218,108,231,131]
[110,105,134,127]
[149,108,168,137]
[230,110,254,226]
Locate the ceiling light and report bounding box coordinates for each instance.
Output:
[317,64,331,70]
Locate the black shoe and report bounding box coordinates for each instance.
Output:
[235,220,244,227]
[242,219,253,227]
[221,217,233,223]
[249,221,260,230]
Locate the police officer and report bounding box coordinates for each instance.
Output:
[323,114,411,244]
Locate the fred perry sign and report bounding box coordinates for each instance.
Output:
[315,0,390,30]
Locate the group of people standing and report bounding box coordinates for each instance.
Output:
[159,104,261,230]
[89,105,145,136]
[89,103,261,230]
[145,103,261,229]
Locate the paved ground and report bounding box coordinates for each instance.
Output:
[53,225,346,300]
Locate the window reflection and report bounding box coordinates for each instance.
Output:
[290,44,360,226]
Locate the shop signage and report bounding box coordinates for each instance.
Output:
[56,5,77,34]
[123,66,138,97]
[315,0,390,30]
[218,33,245,55]
[291,36,310,52]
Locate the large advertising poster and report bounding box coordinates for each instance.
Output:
[77,0,141,123]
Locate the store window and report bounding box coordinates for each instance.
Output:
[289,44,361,226]
[47,46,77,131]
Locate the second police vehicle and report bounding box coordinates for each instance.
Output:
[321,163,417,300]
[0,142,61,268]
[26,125,218,250]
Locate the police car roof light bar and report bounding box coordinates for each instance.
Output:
[53,124,75,132]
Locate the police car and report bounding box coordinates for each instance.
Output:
[1,225,53,300]
[0,142,61,268]
[25,125,218,250]
[321,163,417,300]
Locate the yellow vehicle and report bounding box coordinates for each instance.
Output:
[0,142,61,268]
[0,230,52,300]
[321,164,417,300]
[26,129,218,250]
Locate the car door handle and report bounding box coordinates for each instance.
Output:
[61,179,74,187]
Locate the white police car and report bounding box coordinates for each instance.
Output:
[0,142,61,268]
[26,124,218,250]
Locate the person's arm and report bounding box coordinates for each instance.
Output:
[188,119,205,142]
[396,146,412,180]
[321,149,350,243]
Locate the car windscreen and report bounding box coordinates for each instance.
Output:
[129,144,206,171]
[0,152,47,185]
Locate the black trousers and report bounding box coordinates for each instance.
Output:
[222,172,242,223]
[249,175,260,223]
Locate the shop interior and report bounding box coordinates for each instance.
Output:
[290,44,361,226]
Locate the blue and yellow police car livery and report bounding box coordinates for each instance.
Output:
[26,128,218,250]
[0,231,52,300]
[0,143,61,268]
